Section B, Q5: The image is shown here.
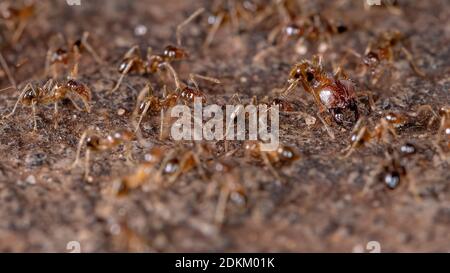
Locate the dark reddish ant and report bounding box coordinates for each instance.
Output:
[0,1,35,43]
[347,30,425,85]
[2,78,91,130]
[70,129,135,181]
[45,32,103,79]
[283,55,360,127]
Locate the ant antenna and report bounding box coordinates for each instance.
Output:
[176,8,205,46]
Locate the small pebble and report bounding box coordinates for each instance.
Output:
[117,108,126,116]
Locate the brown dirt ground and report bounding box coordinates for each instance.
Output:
[0,0,449,252]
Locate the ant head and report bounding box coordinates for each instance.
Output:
[276,146,298,163]
[363,51,380,67]
[163,45,188,61]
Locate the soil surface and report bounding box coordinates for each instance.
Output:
[0,0,449,252]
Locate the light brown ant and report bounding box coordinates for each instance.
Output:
[110,7,206,93]
[110,146,167,196]
[344,106,438,157]
[132,68,219,140]
[347,30,425,85]
[268,2,348,47]
[2,78,91,130]
[70,129,135,181]
[211,159,246,225]
[243,140,299,180]
[0,1,35,44]
[283,55,360,127]
[110,44,188,93]
[204,0,272,48]
[45,32,103,79]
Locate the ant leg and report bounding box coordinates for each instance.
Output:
[176,8,205,46]
[159,62,182,90]
[317,112,335,140]
[204,12,224,49]
[111,59,134,93]
[31,101,37,131]
[12,19,28,44]
[261,152,282,181]
[189,73,221,85]
[159,109,165,141]
[0,52,17,89]
[53,102,59,129]
[357,90,376,112]
[214,185,229,225]
[84,149,92,181]
[70,130,88,169]
[135,101,151,132]
[401,46,426,78]
[81,32,103,64]
[3,83,31,119]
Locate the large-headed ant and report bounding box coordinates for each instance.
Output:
[2,78,91,130]
[283,55,360,127]
[70,129,135,181]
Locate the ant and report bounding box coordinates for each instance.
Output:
[0,1,35,44]
[132,68,219,140]
[70,129,135,182]
[282,55,360,127]
[2,77,91,130]
[110,7,205,93]
[45,32,103,79]
[111,146,167,196]
[362,143,418,196]
[344,106,438,157]
[204,0,272,48]
[268,2,347,47]
[243,140,299,180]
[110,44,188,93]
[346,30,425,85]
[211,159,247,225]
